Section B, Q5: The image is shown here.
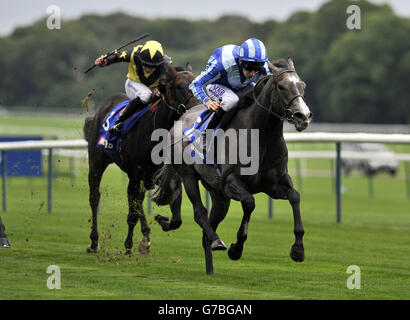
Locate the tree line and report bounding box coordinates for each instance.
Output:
[0,0,409,124]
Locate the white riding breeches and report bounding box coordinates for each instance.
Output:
[125,78,152,103]
[205,83,254,111]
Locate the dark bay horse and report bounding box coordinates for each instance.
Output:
[152,58,312,274]
[83,64,199,255]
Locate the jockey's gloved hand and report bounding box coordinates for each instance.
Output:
[152,89,161,101]
[205,99,222,112]
[95,55,108,67]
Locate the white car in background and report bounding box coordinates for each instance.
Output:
[341,143,398,176]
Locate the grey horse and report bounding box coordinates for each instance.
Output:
[153,58,312,274]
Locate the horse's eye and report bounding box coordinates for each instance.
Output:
[278,84,285,90]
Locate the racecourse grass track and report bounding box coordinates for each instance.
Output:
[0,114,409,299]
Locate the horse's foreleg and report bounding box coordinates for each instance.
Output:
[224,174,255,261]
[267,173,305,262]
[124,179,149,255]
[288,188,305,262]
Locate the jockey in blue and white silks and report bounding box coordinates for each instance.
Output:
[189,38,272,113]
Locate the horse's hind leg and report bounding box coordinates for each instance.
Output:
[202,191,230,275]
[223,174,255,261]
[87,156,110,253]
[178,167,226,251]
[155,191,182,232]
[124,178,150,255]
[0,215,10,248]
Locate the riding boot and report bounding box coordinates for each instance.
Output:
[201,108,225,148]
[218,108,238,131]
[109,96,147,135]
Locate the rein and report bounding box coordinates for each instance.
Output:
[252,70,304,123]
[152,71,195,130]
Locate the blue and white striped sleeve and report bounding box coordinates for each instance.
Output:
[189,52,222,103]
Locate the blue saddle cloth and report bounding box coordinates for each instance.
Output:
[97,100,152,155]
[182,109,220,167]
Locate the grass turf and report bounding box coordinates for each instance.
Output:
[0,161,409,300]
[0,114,409,299]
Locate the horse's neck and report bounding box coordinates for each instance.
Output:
[237,81,285,170]
[154,100,178,130]
[255,112,284,158]
[244,80,284,142]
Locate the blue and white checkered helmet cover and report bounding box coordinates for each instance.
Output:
[238,38,268,62]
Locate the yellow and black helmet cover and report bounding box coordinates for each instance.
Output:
[136,40,165,66]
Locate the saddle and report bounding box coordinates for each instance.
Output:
[182,104,242,169]
[97,100,152,155]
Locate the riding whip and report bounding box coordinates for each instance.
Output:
[84,33,150,74]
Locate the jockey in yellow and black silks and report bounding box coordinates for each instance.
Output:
[95,40,171,135]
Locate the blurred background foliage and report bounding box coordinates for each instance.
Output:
[0,0,409,123]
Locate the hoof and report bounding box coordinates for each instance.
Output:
[206,269,214,275]
[155,214,170,231]
[169,220,182,230]
[138,237,151,254]
[125,249,132,256]
[0,237,10,248]
[228,243,242,261]
[86,245,98,253]
[211,238,227,251]
[290,244,305,262]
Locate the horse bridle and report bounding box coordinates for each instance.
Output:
[161,71,195,115]
[253,69,305,123]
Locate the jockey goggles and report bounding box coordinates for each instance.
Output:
[241,61,264,72]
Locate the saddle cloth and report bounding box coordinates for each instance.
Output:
[97,100,152,155]
[182,109,220,168]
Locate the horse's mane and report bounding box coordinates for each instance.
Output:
[174,66,186,72]
[236,88,256,110]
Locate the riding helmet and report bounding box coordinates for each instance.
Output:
[136,40,165,66]
[238,38,268,63]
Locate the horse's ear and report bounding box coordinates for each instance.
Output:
[186,62,193,72]
[268,62,280,74]
[168,64,177,76]
[287,57,295,70]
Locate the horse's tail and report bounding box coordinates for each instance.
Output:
[83,116,95,143]
[151,165,182,206]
